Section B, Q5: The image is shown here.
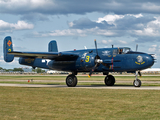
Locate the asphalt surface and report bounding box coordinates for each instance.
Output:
[0,83,160,90]
[1,80,160,83]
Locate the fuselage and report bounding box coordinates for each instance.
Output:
[19,47,155,73]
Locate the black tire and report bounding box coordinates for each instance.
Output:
[104,75,115,86]
[133,79,141,87]
[66,74,77,87]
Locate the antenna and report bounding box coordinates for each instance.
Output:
[84,46,87,49]
[136,44,138,51]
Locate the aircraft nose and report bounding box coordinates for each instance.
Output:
[145,54,155,67]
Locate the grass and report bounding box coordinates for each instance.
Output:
[0,75,160,119]
[0,75,67,80]
[0,87,160,120]
[0,75,160,86]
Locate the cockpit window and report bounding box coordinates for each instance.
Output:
[123,48,131,54]
[118,48,131,54]
[113,49,118,55]
[112,48,131,55]
[119,49,123,54]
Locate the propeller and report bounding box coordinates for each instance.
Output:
[88,39,103,77]
[94,39,98,56]
[88,62,99,78]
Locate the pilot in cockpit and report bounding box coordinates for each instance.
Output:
[119,49,123,54]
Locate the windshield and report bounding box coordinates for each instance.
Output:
[123,48,131,54]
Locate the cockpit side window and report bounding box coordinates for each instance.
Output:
[119,49,123,54]
[113,49,118,55]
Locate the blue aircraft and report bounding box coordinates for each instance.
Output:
[3,36,155,87]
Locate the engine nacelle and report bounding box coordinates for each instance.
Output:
[19,57,49,69]
[19,57,35,66]
[76,53,98,71]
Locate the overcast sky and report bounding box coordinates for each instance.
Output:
[0,0,160,68]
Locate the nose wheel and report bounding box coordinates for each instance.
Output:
[133,71,142,87]
[133,79,141,87]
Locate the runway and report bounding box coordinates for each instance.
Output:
[0,83,160,90]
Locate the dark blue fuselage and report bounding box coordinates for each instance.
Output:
[19,47,154,73]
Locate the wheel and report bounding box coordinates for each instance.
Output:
[133,79,141,87]
[104,75,115,86]
[66,74,77,87]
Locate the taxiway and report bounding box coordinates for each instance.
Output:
[0,83,160,90]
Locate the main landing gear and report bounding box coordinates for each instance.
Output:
[66,74,77,87]
[104,75,115,86]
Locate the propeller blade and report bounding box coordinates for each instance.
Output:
[88,39,102,77]
[136,44,138,51]
[94,39,98,56]
[88,62,98,77]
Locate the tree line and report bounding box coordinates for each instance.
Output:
[0,67,45,73]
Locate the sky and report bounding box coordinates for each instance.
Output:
[0,0,160,69]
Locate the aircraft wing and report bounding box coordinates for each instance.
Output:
[8,51,79,61]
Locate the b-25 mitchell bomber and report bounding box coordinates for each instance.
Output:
[3,36,155,87]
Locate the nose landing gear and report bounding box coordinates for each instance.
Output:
[133,71,142,87]
[133,79,141,87]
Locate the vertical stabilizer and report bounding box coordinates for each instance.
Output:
[3,36,14,62]
[48,40,58,52]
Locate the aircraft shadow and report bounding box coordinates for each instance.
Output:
[24,83,134,88]
[46,83,134,87]
[76,84,133,87]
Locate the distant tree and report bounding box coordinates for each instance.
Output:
[33,68,45,73]
[5,69,13,72]
[32,69,36,72]
[13,68,24,72]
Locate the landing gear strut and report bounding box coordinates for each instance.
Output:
[133,71,141,87]
[104,75,115,86]
[66,74,77,87]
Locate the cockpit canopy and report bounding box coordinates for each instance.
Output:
[113,47,131,55]
[121,47,131,54]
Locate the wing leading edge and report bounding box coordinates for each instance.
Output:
[8,51,79,61]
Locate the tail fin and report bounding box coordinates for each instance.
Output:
[48,40,58,52]
[3,36,14,62]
